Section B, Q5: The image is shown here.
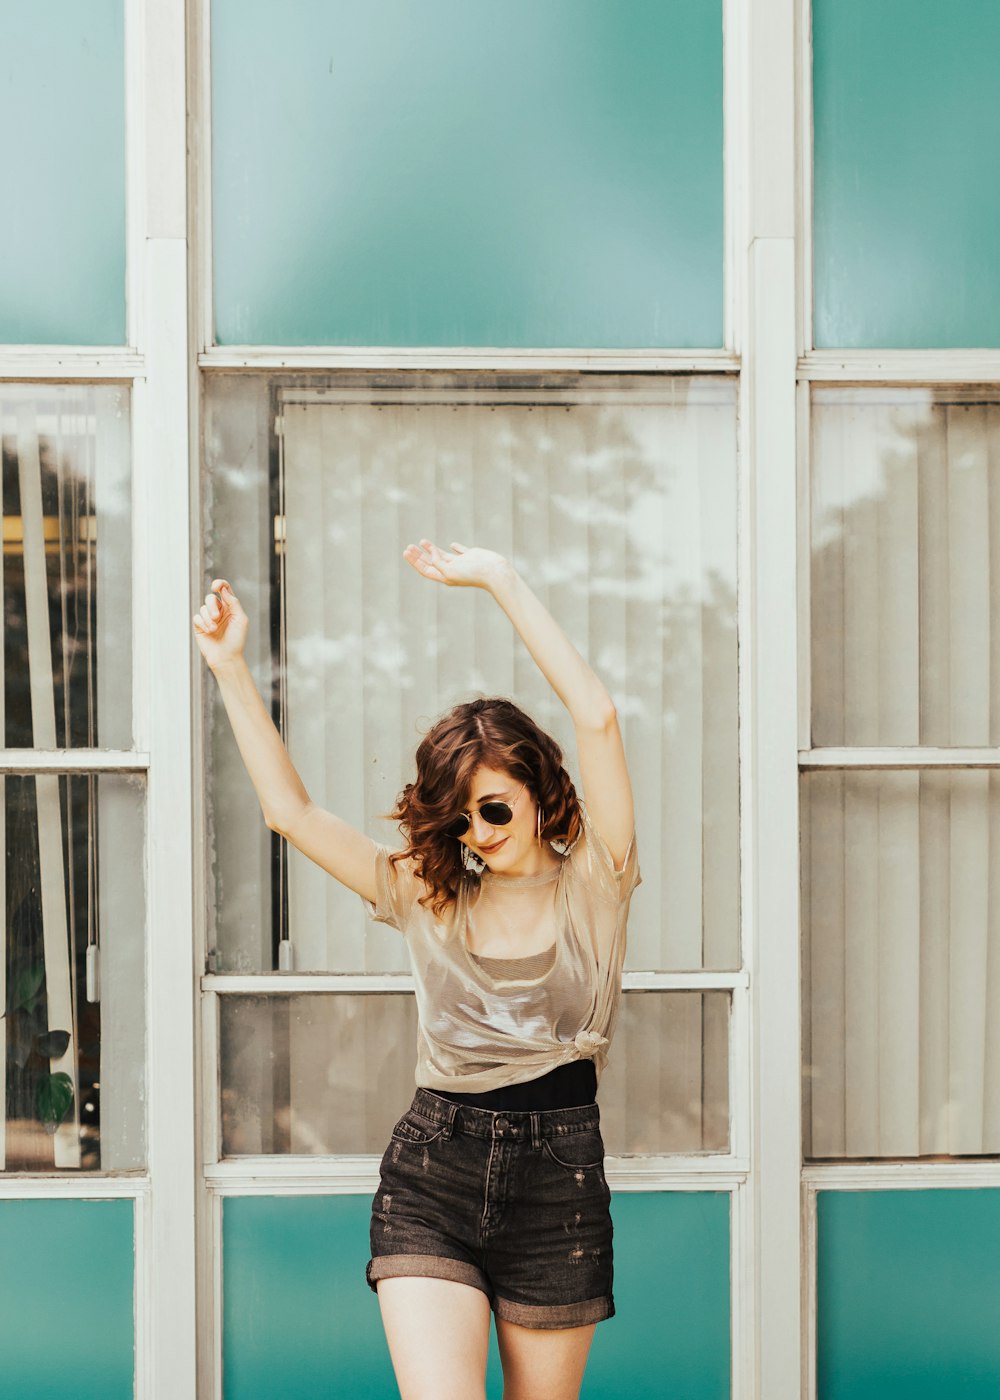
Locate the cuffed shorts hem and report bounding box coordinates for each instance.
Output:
[367,1253,491,1298]
[493,1293,615,1330]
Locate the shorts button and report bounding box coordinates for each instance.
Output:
[496,1117,509,1133]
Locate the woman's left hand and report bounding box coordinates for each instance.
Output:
[403,539,511,590]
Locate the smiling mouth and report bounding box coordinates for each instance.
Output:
[478,837,508,855]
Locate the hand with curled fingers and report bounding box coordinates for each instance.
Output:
[192,578,249,670]
[402,539,512,592]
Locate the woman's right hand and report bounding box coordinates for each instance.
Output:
[192,578,249,670]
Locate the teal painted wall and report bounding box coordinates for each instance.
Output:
[817,1190,1000,1399]
[210,0,723,349]
[0,0,126,345]
[0,1198,134,1399]
[813,0,1000,349]
[223,1191,730,1399]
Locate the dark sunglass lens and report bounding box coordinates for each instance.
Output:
[479,801,514,827]
[444,814,471,839]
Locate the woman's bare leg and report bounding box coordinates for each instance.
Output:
[377,1276,492,1400]
[495,1317,597,1400]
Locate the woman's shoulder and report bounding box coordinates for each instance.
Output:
[564,803,640,902]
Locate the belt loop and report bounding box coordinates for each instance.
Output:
[441,1100,457,1140]
[530,1111,542,1150]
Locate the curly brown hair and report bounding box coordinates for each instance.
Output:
[389,697,581,916]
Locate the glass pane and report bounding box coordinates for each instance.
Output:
[802,770,1000,1160]
[220,994,419,1155]
[0,2,126,345]
[600,992,729,1155]
[204,374,739,974]
[813,1,1000,349]
[1,385,133,749]
[3,773,146,1171]
[810,388,1000,748]
[219,990,728,1157]
[817,1191,1000,1400]
[0,1199,134,1400]
[211,0,723,348]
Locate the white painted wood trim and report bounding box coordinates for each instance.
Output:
[746,232,801,1400]
[724,0,747,358]
[803,1161,1000,1189]
[190,0,214,353]
[200,347,742,371]
[200,992,220,1168]
[797,0,814,357]
[0,352,145,377]
[731,1181,754,1400]
[124,0,144,351]
[0,750,149,773]
[135,1188,152,1400]
[0,1175,149,1197]
[802,747,1000,769]
[205,1158,748,1194]
[202,971,747,995]
[799,350,1000,382]
[802,1185,818,1400]
[796,380,812,748]
[141,234,198,1400]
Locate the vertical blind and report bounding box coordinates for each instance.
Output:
[803,770,1000,1158]
[279,378,739,975]
[806,389,1000,1158]
[811,389,1000,747]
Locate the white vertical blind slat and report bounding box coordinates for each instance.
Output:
[879,403,920,743]
[805,774,846,1157]
[918,406,951,743]
[810,401,846,746]
[876,773,920,1156]
[990,408,1000,745]
[948,775,990,1152]
[918,771,952,1154]
[16,407,81,1167]
[700,396,740,968]
[662,403,705,968]
[842,401,881,747]
[842,778,879,1156]
[284,404,335,970]
[947,406,991,743]
[985,771,1000,1151]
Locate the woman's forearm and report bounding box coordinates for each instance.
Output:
[488,562,616,730]
[209,654,311,833]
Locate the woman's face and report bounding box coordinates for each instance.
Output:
[454,764,538,874]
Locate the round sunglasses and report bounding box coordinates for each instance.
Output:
[443,783,526,840]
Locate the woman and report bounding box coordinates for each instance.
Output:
[193,540,640,1400]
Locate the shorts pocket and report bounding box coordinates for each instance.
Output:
[541,1127,605,1172]
[390,1112,448,1146]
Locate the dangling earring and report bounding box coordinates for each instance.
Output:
[536,806,545,845]
[461,843,483,874]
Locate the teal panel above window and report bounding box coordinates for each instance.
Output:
[211,0,723,348]
[0,1199,134,1400]
[223,1191,730,1399]
[0,1,126,345]
[818,1190,1000,1400]
[813,1,1000,348]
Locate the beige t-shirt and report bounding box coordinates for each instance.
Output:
[362,806,641,1094]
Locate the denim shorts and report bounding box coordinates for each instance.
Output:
[367,1088,614,1329]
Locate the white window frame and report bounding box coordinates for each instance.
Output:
[796,5,1000,1400]
[0,2,198,1399]
[188,0,760,1396]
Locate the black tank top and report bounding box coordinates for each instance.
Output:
[433,1058,597,1112]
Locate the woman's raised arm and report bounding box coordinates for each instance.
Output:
[193,579,378,903]
[403,541,635,869]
